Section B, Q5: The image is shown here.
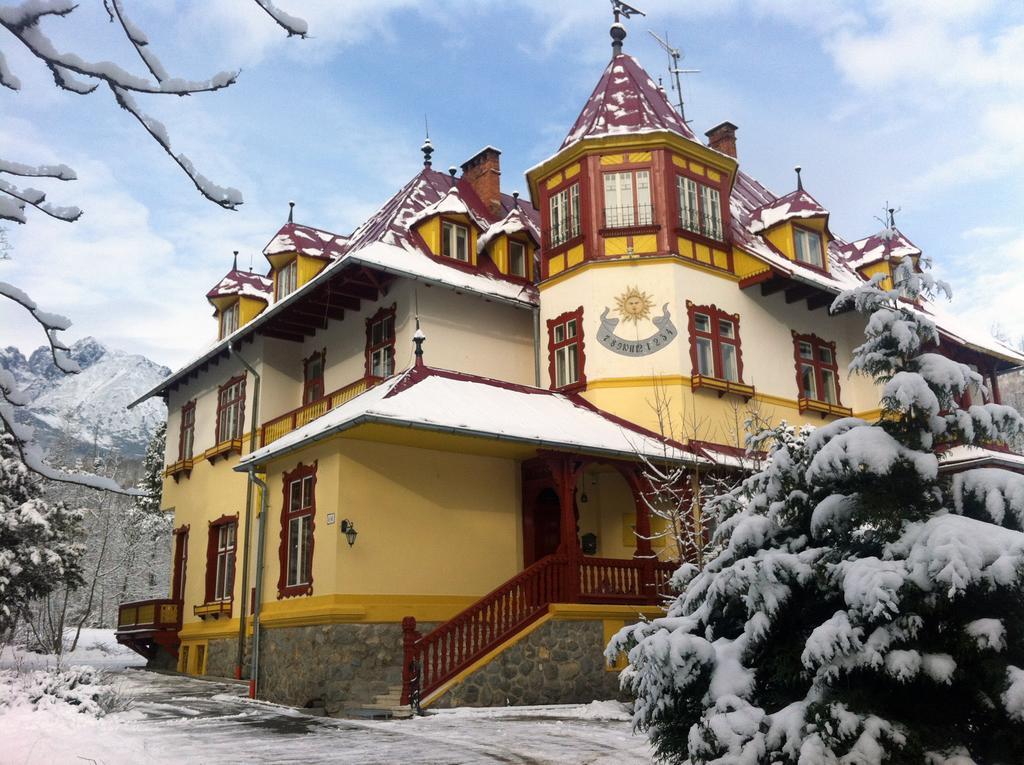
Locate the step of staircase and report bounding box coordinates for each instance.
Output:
[338,685,413,720]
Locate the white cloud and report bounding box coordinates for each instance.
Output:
[939,233,1024,345]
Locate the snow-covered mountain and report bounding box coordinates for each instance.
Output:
[0,337,169,459]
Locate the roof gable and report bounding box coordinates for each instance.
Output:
[561,54,695,150]
[748,188,830,234]
[206,269,273,302]
[263,222,349,260]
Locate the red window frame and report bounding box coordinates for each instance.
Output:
[178,400,196,460]
[546,306,586,392]
[686,302,744,383]
[302,349,326,405]
[278,461,317,599]
[675,173,725,242]
[215,374,246,444]
[601,167,654,230]
[545,178,582,251]
[792,223,828,272]
[792,332,842,406]
[365,303,397,379]
[205,514,237,604]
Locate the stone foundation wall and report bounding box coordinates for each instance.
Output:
[430,618,624,708]
[255,622,435,713]
[205,635,246,679]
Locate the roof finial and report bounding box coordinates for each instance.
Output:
[232,250,238,271]
[610,0,644,57]
[413,316,426,367]
[288,201,295,223]
[421,115,434,167]
[448,165,457,184]
[888,206,896,228]
[794,166,803,191]
[512,191,520,208]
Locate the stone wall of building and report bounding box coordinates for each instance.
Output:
[253,622,435,714]
[430,618,625,708]
[205,635,246,679]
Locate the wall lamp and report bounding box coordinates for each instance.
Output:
[340,519,358,547]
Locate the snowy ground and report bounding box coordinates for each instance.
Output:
[1,632,654,764]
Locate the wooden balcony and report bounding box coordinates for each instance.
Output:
[798,397,853,419]
[115,598,181,661]
[260,375,382,447]
[164,458,194,482]
[194,600,232,620]
[691,374,755,401]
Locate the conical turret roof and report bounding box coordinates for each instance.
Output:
[561,53,695,150]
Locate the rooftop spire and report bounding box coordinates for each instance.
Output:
[610,0,644,57]
[795,166,803,191]
[288,200,295,223]
[421,115,433,167]
[413,317,426,367]
[232,250,238,271]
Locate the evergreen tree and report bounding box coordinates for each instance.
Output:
[132,421,166,519]
[0,427,83,635]
[610,261,1024,763]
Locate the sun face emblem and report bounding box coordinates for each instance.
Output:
[614,286,655,325]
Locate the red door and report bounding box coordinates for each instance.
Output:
[532,488,561,562]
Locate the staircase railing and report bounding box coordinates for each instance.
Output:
[401,554,677,705]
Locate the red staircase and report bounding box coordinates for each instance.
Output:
[401,554,676,706]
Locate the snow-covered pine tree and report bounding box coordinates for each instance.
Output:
[609,260,1024,763]
[0,427,83,637]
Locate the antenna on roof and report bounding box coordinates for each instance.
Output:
[248,252,254,272]
[421,115,433,167]
[610,0,644,57]
[648,30,699,123]
[874,201,902,231]
[794,166,803,191]
[288,201,295,223]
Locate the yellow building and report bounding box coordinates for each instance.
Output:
[116,22,1024,715]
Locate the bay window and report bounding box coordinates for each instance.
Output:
[442,220,469,262]
[677,176,723,241]
[549,182,581,248]
[603,169,653,229]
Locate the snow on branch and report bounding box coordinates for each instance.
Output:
[0,0,307,212]
[252,0,309,37]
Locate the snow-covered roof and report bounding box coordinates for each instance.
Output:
[263,222,349,260]
[560,53,696,151]
[205,269,273,303]
[407,184,490,231]
[237,365,698,469]
[838,227,923,270]
[748,188,830,234]
[477,205,541,253]
[938,445,1024,473]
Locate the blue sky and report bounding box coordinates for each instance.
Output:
[2,0,1023,367]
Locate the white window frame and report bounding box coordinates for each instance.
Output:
[213,522,236,602]
[442,220,470,262]
[794,227,825,268]
[219,302,239,338]
[677,176,723,241]
[509,240,527,278]
[286,475,314,588]
[549,183,581,247]
[276,259,298,301]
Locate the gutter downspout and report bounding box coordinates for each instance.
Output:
[247,468,269,699]
[228,341,260,681]
[533,305,541,388]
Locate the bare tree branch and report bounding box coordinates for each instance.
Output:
[0,159,77,181]
[252,0,308,37]
[0,49,20,89]
[0,178,82,222]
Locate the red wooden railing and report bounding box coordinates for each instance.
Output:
[259,375,382,446]
[401,555,676,705]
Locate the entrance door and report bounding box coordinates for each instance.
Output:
[171,527,188,606]
[532,488,562,562]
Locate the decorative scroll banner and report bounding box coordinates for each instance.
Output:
[597,304,677,357]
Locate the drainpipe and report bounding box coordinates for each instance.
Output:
[247,468,270,699]
[228,341,260,681]
[533,305,541,388]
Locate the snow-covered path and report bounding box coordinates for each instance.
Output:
[6,669,655,764]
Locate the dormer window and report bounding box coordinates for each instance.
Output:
[442,221,469,262]
[677,176,723,241]
[603,170,652,228]
[509,240,527,278]
[276,259,298,301]
[794,227,824,269]
[549,182,580,248]
[219,302,239,339]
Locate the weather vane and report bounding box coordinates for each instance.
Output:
[610,0,645,56]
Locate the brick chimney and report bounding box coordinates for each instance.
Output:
[705,121,738,158]
[460,146,502,216]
